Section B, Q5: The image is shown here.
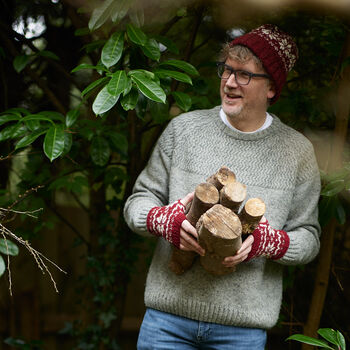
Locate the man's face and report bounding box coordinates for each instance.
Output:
[220,57,275,122]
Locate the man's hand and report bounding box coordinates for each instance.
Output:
[179,192,205,256]
[222,235,254,268]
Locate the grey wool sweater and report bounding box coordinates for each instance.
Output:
[123,106,321,329]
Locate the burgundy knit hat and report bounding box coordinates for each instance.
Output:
[230,24,298,103]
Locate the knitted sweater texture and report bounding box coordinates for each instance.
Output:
[123,106,321,329]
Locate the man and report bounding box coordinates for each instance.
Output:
[124,24,321,349]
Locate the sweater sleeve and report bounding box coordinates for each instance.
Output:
[123,123,174,237]
[278,142,321,265]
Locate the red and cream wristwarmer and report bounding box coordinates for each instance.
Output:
[246,218,290,261]
[146,200,187,248]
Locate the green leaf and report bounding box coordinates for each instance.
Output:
[129,8,144,27]
[321,180,345,196]
[81,77,109,98]
[25,119,41,131]
[2,108,30,116]
[336,331,346,350]
[130,72,166,103]
[15,129,47,150]
[36,50,60,60]
[106,131,128,153]
[0,239,19,256]
[0,255,5,277]
[37,111,65,122]
[92,86,120,115]
[43,125,65,162]
[126,23,147,46]
[172,91,192,112]
[101,31,124,68]
[62,132,73,156]
[286,334,335,349]
[71,63,100,73]
[66,109,80,128]
[335,201,346,225]
[107,70,129,96]
[91,136,110,166]
[0,124,26,142]
[13,54,30,73]
[88,0,118,31]
[317,329,339,347]
[110,0,130,23]
[149,100,169,124]
[154,35,179,54]
[121,88,138,111]
[19,114,55,126]
[141,38,161,61]
[159,59,199,76]
[0,114,20,126]
[155,69,192,84]
[83,40,106,54]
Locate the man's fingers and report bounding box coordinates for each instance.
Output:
[179,225,205,256]
[180,192,194,207]
[181,219,198,238]
[237,235,254,254]
[222,235,254,267]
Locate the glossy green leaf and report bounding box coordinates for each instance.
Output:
[101,31,124,68]
[62,132,73,156]
[15,129,47,150]
[110,0,130,22]
[336,331,346,350]
[318,329,339,347]
[0,255,5,277]
[81,77,109,98]
[130,72,166,103]
[321,180,345,196]
[91,136,110,166]
[13,54,30,73]
[66,109,80,128]
[0,124,26,142]
[20,114,55,125]
[88,0,118,31]
[126,23,147,46]
[0,239,19,256]
[71,63,101,73]
[154,35,179,54]
[141,38,160,61]
[155,69,192,84]
[0,114,20,126]
[107,71,129,96]
[36,50,60,60]
[149,101,169,124]
[159,59,199,76]
[25,119,41,131]
[121,88,138,111]
[172,91,192,112]
[2,108,30,116]
[286,334,334,349]
[37,111,65,122]
[92,86,120,115]
[43,125,65,162]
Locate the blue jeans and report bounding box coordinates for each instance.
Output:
[137,308,267,349]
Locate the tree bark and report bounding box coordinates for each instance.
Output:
[169,183,219,275]
[206,166,236,190]
[239,198,266,234]
[220,181,247,213]
[197,204,242,275]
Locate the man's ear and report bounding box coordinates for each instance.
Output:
[267,84,276,99]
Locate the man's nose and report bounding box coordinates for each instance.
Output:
[225,73,238,88]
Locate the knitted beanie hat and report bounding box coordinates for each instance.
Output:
[230,24,298,103]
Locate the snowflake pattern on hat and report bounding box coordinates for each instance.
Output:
[251,24,298,72]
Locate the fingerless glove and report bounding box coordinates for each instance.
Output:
[146,200,187,248]
[246,218,290,261]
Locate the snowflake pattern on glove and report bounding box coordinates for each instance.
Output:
[146,200,187,248]
[246,218,290,261]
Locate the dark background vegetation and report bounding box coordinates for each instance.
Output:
[0,0,349,349]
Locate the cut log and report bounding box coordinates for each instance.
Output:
[206,166,236,190]
[239,198,266,234]
[169,183,220,275]
[220,181,247,213]
[197,204,242,275]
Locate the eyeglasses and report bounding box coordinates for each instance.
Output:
[216,62,270,86]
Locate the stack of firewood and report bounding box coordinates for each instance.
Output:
[169,166,266,276]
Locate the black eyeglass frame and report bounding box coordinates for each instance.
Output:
[216,62,270,85]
